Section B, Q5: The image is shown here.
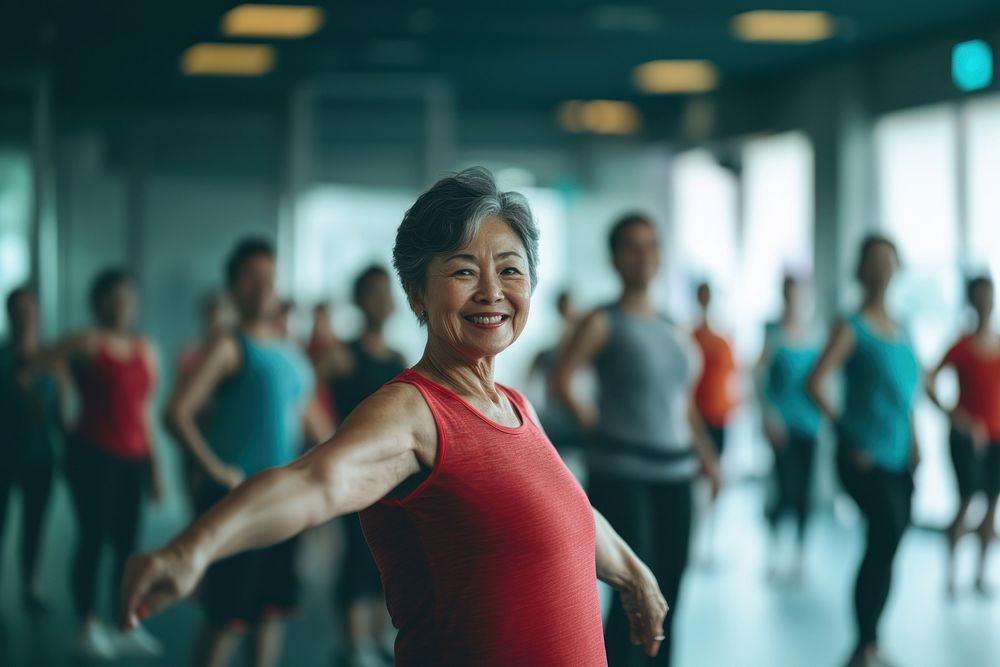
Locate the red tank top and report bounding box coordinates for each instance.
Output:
[360,370,607,667]
[75,340,153,460]
[944,336,1000,441]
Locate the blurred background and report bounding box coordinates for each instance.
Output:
[1,1,1000,666]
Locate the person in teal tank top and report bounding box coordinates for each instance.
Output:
[840,314,920,470]
[163,238,329,667]
[808,235,920,667]
[757,275,824,581]
[205,332,315,477]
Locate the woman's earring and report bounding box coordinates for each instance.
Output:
[419,310,428,320]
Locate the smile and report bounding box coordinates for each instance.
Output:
[464,314,509,326]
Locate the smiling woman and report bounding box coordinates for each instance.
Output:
[118,168,670,667]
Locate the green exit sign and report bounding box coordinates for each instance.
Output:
[952,40,993,92]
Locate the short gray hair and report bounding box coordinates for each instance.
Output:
[393,167,540,303]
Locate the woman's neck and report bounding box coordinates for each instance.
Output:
[239,317,278,340]
[861,289,889,318]
[618,285,654,315]
[99,324,132,339]
[973,312,991,334]
[415,337,501,403]
[358,325,392,357]
[13,333,39,356]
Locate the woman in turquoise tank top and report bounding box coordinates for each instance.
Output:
[808,235,920,667]
[163,239,330,667]
[757,275,824,581]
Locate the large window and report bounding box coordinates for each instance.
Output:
[672,133,813,475]
[0,150,33,336]
[965,95,1000,324]
[875,103,962,525]
[671,149,739,324]
[739,132,815,359]
[672,133,813,358]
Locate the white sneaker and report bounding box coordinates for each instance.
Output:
[74,620,117,661]
[113,623,164,657]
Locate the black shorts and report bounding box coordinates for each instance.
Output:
[195,480,300,630]
[706,425,726,457]
[949,428,1000,500]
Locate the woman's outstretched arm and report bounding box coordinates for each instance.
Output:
[119,382,435,630]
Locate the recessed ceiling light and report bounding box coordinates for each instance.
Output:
[557,100,641,135]
[181,43,276,76]
[222,4,324,39]
[731,11,835,44]
[633,60,719,94]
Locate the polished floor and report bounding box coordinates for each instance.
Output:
[1,475,997,667]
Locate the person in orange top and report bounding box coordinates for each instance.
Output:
[927,275,1000,597]
[691,281,737,566]
[692,282,738,457]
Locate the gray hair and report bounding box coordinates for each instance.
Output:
[392,167,540,313]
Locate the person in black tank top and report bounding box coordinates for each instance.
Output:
[317,266,406,667]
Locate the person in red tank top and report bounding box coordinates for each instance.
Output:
[121,168,672,667]
[29,267,164,660]
[928,275,1000,596]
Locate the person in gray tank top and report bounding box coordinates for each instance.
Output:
[553,212,722,667]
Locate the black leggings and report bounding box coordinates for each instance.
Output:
[0,456,55,594]
[66,441,148,619]
[334,513,383,609]
[588,474,692,667]
[766,433,817,541]
[836,447,912,649]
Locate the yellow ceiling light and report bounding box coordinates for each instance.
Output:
[558,100,586,133]
[731,11,835,43]
[633,60,719,94]
[222,4,324,38]
[557,100,641,135]
[181,43,276,76]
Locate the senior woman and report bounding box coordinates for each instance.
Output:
[119,168,668,666]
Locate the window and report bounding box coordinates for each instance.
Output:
[875,103,961,525]
[0,150,33,336]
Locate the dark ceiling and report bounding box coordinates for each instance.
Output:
[3,1,1000,112]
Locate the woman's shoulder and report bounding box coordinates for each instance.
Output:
[349,378,439,461]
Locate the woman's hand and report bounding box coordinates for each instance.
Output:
[952,409,989,451]
[703,457,723,499]
[119,543,205,631]
[763,413,788,451]
[574,403,599,433]
[618,564,669,658]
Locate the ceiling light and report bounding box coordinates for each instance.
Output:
[557,100,641,135]
[633,60,719,94]
[222,4,324,39]
[181,43,276,76]
[558,100,586,133]
[731,11,835,43]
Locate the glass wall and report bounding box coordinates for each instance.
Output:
[0,149,33,337]
[875,95,1000,525]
